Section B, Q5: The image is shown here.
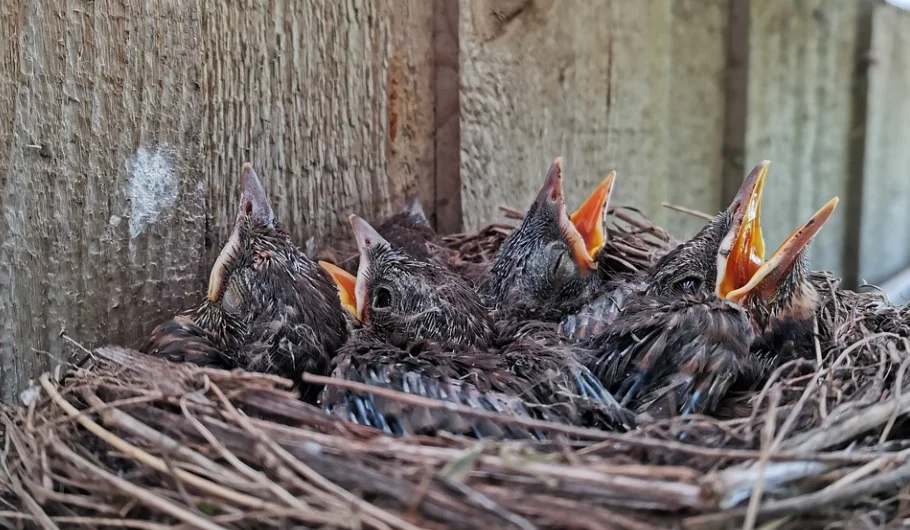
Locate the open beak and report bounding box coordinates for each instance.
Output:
[538,157,597,271]
[318,261,359,319]
[715,161,838,301]
[716,161,769,299]
[349,214,388,323]
[570,171,616,261]
[726,197,838,301]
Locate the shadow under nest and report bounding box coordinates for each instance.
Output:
[3,206,910,530]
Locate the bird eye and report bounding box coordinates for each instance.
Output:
[371,286,393,310]
[675,276,702,295]
[550,251,577,287]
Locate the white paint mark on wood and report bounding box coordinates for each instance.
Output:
[18,386,40,407]
[125,145,179,239]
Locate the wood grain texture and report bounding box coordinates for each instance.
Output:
[458,0,733,239]
[459,0,673,231]
[0,0,207,400]
[199,0,436,261]
[741,0,859,277]
[434,0,462,233]
[857,3,910,284]
[666,0,729,238]
[0,0,436,400]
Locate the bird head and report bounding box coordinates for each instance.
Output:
[320,214,494,349]
[647,161,837,328]
[374,194,440,264]
[484,158,611,320]
[714,161,838,332]
[195,163,348,389]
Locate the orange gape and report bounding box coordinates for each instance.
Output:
[570,171,616,261]
[727,196,839,302]
[719,168,766,299]
[319,261,358,319]
[539,157,599,271]
[716,161,838,303]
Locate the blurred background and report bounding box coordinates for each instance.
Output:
[0,0,908,400]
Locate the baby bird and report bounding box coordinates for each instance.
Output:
[588,161,838,416]
[318,215,634,437]
[482,158,615,322]
[141,163,349,402]
[323,195,451,274]
[376,195,446,266]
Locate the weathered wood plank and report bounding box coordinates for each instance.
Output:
[0,1,208,400]
[857,3,910,285]
[434,0,462,233]
[0,0,437,400]
[458,0,731,240]
[459,0,673,231]
[666,0,729,238]
[739,0,859,277]
[199,0,436,260]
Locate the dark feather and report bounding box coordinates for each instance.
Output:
[324,226,634,436]
[321,336,542,439]
[494,319,636,431]
[559,280,639,342]
[589,294,757,417]
[141,315,225,367]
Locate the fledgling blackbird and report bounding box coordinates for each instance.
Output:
[141,163,349,402]
[587,161,838,417]
[376,194,444,264]
[482,158,616,322]
[715,164,839,373]
[321,195,451,274]
[317,215,634,437]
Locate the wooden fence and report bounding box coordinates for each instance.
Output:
[0,0,907,400]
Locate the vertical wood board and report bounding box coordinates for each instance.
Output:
[858,3,910,284]
[742,0,859,277]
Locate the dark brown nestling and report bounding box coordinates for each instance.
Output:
[482,158,613,322]
[717,169,839,375]
[323,195,451,274]
[588,161,838,416]
[141,163,349,402]
[318,215,634,436]
[330,214,495,349]
[376,194,445,265]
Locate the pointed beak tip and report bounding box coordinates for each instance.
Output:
[349,214,385,252]
[537,157,566,205]
[348,214,369,237]
[812,196,840,228]
[240,163,258,187]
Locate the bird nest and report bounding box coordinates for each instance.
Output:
[3,207,910,530]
